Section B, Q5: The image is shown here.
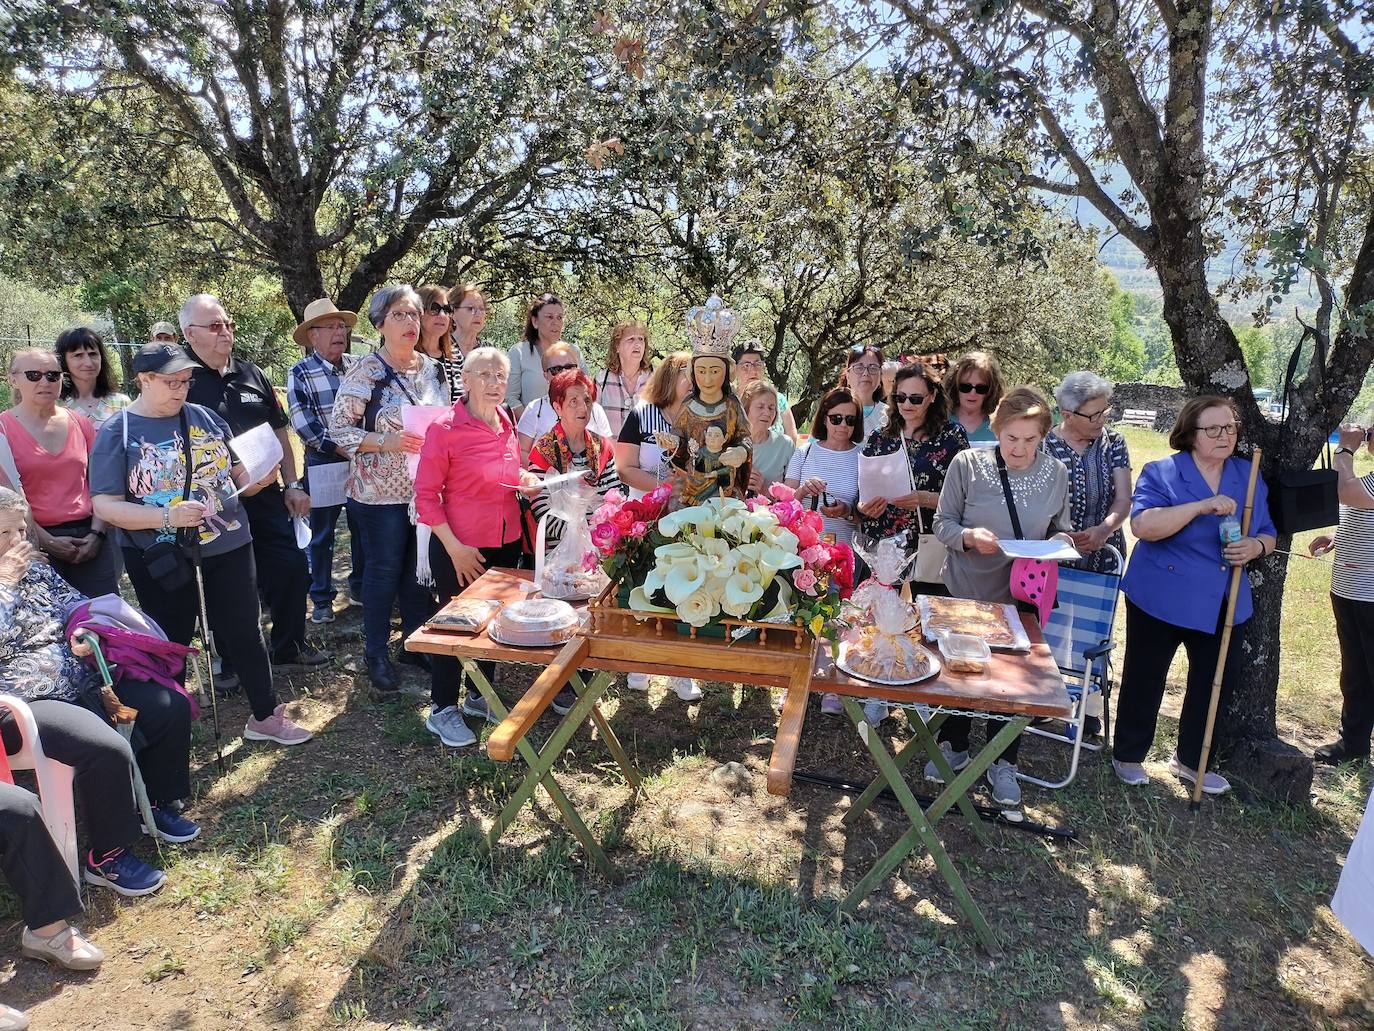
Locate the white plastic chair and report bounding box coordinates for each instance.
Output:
[0,696,79,885]
[1019,546,1124,790]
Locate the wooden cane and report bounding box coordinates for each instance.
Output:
[1191,447,1262,810]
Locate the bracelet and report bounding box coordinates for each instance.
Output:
[161,507,171,532]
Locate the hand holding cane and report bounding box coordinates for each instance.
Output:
[183,524,226,774]
[1191,447,1262,811]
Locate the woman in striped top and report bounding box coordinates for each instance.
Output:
[616,351,691,500]
[449,283,489,368]
[528,369,620,543]
[596,321,654,437]
[418,284,462,402]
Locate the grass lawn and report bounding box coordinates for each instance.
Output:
[2,426,1372,1030]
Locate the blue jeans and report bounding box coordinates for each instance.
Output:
[305,455,364,605]
[347,500,434,661]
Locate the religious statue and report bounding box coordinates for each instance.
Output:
[654,294,752,508]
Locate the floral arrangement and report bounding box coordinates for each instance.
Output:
[587,483,854,638]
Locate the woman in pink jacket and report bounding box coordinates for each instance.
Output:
[414,347,540,749]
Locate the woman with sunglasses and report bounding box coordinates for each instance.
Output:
[1,349,117,597]
[856,363,967,592]
[56,327,131,429]
[1111,396,1276,795]
[833,345,885,429]
[1042,371,1132,575]
[944,351,1004,447]
[785,387,862,545]
[517,342,612,461]
[505,294,586,418]
[417,284,460,402]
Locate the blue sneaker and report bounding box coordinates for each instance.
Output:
[144,806,201,844]
[83,848,166,897]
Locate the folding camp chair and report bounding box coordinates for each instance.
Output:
[1020,545,1123,790]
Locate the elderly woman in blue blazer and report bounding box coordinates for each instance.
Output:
[1112,395,1277,796]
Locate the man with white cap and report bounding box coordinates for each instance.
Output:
[148,321,179,344]
[288,298,365,623]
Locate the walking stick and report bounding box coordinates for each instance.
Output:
[185,527,226,774]
[1191,447,1262,811]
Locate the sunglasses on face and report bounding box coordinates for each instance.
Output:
[827,413,858,427]
[958,382,990,395]
[545,363,578,376]
[426,303,453,316]
[18,370,62,382]
[892,392,927,405]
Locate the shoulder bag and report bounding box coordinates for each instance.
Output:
[1268,323,1338,534]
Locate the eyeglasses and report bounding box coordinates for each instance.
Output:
[458,304,487,314]
[736,359,764,371]
[18,370,62,382]
[958,382,990,395]
[189,320,235,335]
[155,375,194,390]
[1198,423,1239,439]
[849,363,881,376]
[468,370,508,384]
[892,392,927,405]
[827,413,859,427]
[426,303,453,316]
[1069,407,1110,422]
[387,310,421,323]
[545,363,578,376]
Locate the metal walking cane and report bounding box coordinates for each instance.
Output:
[1191,447,1263,812]
[184,525,226,774]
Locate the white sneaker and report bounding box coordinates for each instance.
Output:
[21,924,104,971]
[1112,759,1150,786]
[627,673,650,691]
[986,760,1022,807]
[1168,755,1230,795]
[923,741,970,783]
[425,706,476,748]
[0,1003,29,1031]
[670,677,702,701]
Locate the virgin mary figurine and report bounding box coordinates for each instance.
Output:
[656,294,752,508]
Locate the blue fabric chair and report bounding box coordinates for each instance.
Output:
[1021,546,1123,789]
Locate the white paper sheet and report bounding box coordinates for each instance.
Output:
[401,405,450,479]
[306,461,349,508]
[996,538,1082,561]
[858,450,912,505]
[227,423,283,496]
[1333,785,1374,957]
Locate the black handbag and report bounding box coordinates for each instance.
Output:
[1268,324,1338,535]
[123,409,196,591]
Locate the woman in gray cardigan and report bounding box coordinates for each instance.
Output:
[931,386,1076,808]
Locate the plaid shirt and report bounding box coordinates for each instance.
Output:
[287,351,357,459]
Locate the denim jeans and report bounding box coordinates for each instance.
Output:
[305,455,364,605]
[347,500,434,661]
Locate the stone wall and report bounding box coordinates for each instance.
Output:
[1110,382,1186,432]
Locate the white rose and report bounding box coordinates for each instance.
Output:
[676,586,721,627]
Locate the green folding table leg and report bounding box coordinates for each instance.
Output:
[839,698,1021,954]
[844,711,948,824]
[567,671,641,791]
[463,660,616,878]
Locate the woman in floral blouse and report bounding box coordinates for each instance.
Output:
[1042,371,1132,574]
[856,363,968,592]
[330,284,448,694]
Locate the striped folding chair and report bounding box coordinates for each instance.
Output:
[1020,546,1123,790]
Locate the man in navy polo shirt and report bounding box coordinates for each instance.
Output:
[179,293,325,671]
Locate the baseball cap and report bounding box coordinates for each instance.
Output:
[132,342,197,375]
[149,321,178,341]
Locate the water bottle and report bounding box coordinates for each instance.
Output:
[1218,514,1242,546]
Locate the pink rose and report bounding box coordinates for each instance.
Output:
[794,567,818,595]
[582,552,601,571]
[768,483,797,502]
[590,521,622,553]
[801,545,827,566]
[630,521,648,539]
[794,522,821,549]
[801,510,825,534]
[604,489,625,507]
[771,500,803,527]
[612,508,637,533]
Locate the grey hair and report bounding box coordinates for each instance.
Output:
[367,285,422,330]
[8,347,58,373]
[461,346,509,375]
[1055,371,1114,412]
[0,486,27,516]
[178,293,222,334]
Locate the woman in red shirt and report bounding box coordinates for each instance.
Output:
[414,347,540,749]
[1,349,117,596]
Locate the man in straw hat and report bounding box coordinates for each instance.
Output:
[288,298,365,624]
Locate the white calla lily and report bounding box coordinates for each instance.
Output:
[664,557,707,603]
[628,585,674,616]
[722,572,765,616]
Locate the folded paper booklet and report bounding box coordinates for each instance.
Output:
[996,538,1081,561]
[427,598,502,634]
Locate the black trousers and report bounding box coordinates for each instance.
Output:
[124,542,279,721]
[242,485,311,656]
[1,698,141,858]
[110,680,193,804]
[1113,598,1244,770]
[429,537,523,710]
[0,781,83,929]
[1332,592,1374,754]
[44,518,119,599]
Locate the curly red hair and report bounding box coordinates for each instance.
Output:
[548,368,597,406]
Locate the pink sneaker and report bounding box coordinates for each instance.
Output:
[244,707,313,746]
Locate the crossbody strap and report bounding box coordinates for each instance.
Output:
[994,447,1024,540]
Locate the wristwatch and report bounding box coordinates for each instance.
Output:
[286,480,305,491]
[1336,447,1356,457]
